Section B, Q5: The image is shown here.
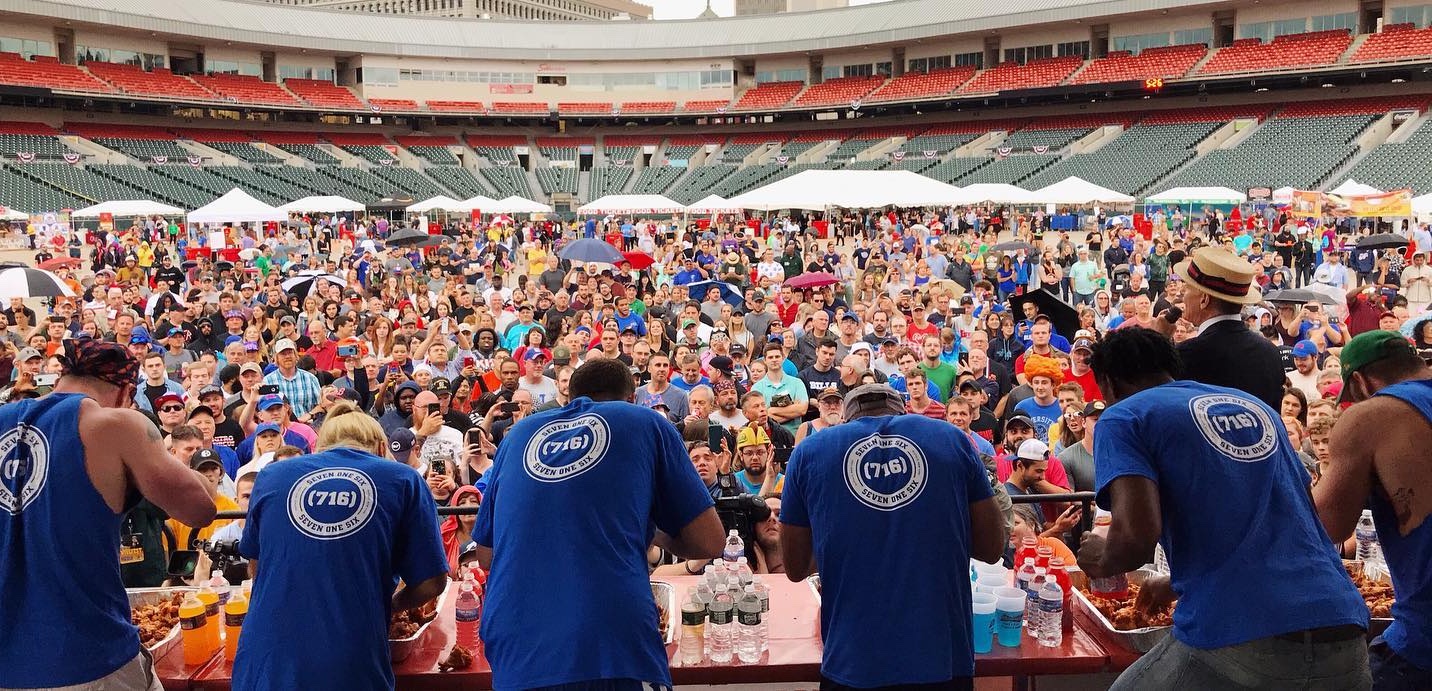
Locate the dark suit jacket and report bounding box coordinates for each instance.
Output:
[1177,318,1285,410]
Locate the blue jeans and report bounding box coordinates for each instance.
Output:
[1112,631,1370,691]
[1370,636,1432,691]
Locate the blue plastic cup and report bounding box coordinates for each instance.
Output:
[971,593,997,654]
[993,587,1026,648]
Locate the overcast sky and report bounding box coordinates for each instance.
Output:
[647,0,889,20]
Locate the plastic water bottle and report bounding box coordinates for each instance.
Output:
[703,564,721,593]
[1037,581,1064,647]
[753,577,771,652]
[695,581,715,657]
[455,581,482,651]
[736,585,762,663]
[723,529,745,563]
[1356,510,1386,579]
[1016,558,1037,594]
[707,591,735,663]
[1026,568,1048,634]
[680,586,706,665]
[206,570,231,605]
[1089,513,1130,599]
[735,556,754,587]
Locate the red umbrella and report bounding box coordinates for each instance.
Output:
[38,257,81,271]
[621,251,655,270]
[785,272,839,289]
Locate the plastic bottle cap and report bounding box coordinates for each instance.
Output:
[1361,509,1373,518]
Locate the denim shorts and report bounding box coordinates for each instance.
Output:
[1112,632,1370,690]
[1369,636,1432,691]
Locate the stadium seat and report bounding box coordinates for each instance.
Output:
[867,67,976,102]
[682,99,732,113]
[467,135,528,164]
[664,135,723,160]
[668,164,736,203]
[481,166,535,198]
[0,122,72,160]
[619,101,676,114]
[1339,115,1432,192]
[254,131,340,165]
[284,79,366,110]
[588,166,633,197]
[731,82,804,111]
[368,98,421,112]
[425,167,493,199]
[190,74,302,107]
[791,76,886,108]
[396,135,461,165]
[630,166,682,195]
[85,63,217,100]
[1350,25,1432,64]
[557,102,614,115]
[490,102,551,115]
[536,137,592,161]
[1197,30,1352,76]
[426,101,486,113]
[959,56,1083,94]
[0,162,88,211]
[1070,44,1207,85]
[0,53,114,93]
[603,135,658,163]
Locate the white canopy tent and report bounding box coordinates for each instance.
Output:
[72,200,186,218]
[1144,186,1247,206]
[1028,177,1133,205]
[0,205,27,221]
[279,195,365,213]
[488,196,553,214]
[577,194,686,215]
[1328,179,1383,196]
[186,188,286,224]
[1413,192,1432,217]
[726,170,965,210]
[406,195,470,213]
[949,183,1036,205]
[460,195,504,211]
[686,194,742,214]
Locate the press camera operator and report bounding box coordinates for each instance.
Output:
[651,438,782,576]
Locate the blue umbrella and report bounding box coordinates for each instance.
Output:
[680,280,744,308]
[557,238,624,264]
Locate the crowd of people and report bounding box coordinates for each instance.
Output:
[0,203,1429,691]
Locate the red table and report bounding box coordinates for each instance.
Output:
[189,576,1118,690]
[154,644,218,691]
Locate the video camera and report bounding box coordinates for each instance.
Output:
[168,539,248,585]
[714,493,770,563]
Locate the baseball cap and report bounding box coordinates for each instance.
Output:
[189,448,223,471]
[1016,438,1050,462]
[17,347,42,361]
[524,349,550,362]
[256,394,286,410]
[840,312,859,323]
[198,384,224,399]
[429,378,452,395]
[388,428,417,464]
[127,333,150,346]
[1339,330,1416,402]
[681,318,698,329]
[155,392,184,408]
[239,362,263,376]
[164,326,185,339]
[1291,339,1319,359]
[1379,309,1398,321]
[551,346,572,364]
[880,336,899,347]
[1082,400,1107,418]
[736,424,771,450]
[187,404,215,420]
[278,315,296,325]
[273,338,297,353]
[841,383,906,422]
[224,309,246,321]
[730,343,748,356]
[1072,337,1095,353]
[1005,413,1035,430]
[708,355,734,374]
[816,387,843,402]
[224,335,244,348]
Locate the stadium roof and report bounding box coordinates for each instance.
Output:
[4,0,1224,61]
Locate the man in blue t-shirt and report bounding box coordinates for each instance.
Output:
[781,384,1004,689]
[1078,328,1370,689]
[1315,330,1432,688]
[1013,358,1064,442]
[235,413,448,690]
[473,359,724,691]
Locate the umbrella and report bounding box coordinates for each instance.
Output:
[0,267,74,299]
[387,227,446,248]
[680,280,744,308]
[238,248,260,261]
[990,241,1036,254]
[621,251,655,270]
[282,270,346,296]
[1354,233,1409,251]
[785,272,840,290]
[557,238,624,264]
[1264,288,1339,306]
[1007,289,1079,340]
[37,257,81,271]
[1400,312,1432,339]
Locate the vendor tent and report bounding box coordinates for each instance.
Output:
[488,196,553,214]
[460,195,504,211]
[406,195,470,213]
[1413,192,1432,216]
[686,194,742,214]
[1328,179,1383,196]
[0,206,28,221]
[948,183,1036,205]
[186,188,286,224]
[279,195,365,213]
[726,170,964,210]
[577,194,685,215]
[72,200,185,218]
[1144,186,1247,206]
[1028,177,1133,205]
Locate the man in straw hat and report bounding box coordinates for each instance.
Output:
[781,383,1004,689]
[1152,247,1284,409]
[1314,330,1432,689]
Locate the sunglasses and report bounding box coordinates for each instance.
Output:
[159,405,184,413]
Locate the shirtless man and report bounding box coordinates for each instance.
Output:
[1315,330,1432,689]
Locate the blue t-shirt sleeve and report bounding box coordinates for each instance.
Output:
[650,417,715,536]
[1092,408,1160,511]
[779,444,810,528]
[238,475,269,560]
[472,452,502,548]
[394,473,450,585]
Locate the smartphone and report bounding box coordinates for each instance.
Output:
[336,344,358,357]
[707,423,725,454]
[430,458,447,475]
[167,550,200,580]
[462,356,475,368]
[258,384,281,396]
[500,401,519,413]
[466,428,485,447]
[34,373,57,387]
[426,403,442,415]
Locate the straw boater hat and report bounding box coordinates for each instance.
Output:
[1172,247,1263,305]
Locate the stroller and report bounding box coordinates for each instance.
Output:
[1109,264,1132,296]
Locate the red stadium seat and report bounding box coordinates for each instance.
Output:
[1277,96,1430,118]
[682,99,732,112]
[85,63,217,100]
[284,78,366,110]
[63,123,175,140]
[0,54,115,93]
[731,81,803,110]
[395,134,458,146]
[791,76,886,107]
[958,56,1084,94]
[368,98,420,111]
[1350,26,1432,64]
[1138,105,1271,125]
[867,67,976,102]
[466,134,529,147]
[251,131,322,145]
[1197,30,1352,76]
[190,74,302,107]
[618,101,676,114]
[557,102,614,115]
[426,101,486,113]
[1070,44,1207,85]
[322,133,390,145]
[171,128,252,143]
[490,102,551,114]
[0,121,59,135]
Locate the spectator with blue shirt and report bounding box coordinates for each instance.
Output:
[1078,328,1370,689]
[781,383,1005,690]
[261,338,321,417]
[472,358,724,691]
[234,401,448,690]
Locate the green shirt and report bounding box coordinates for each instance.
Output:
[919,360,959,402]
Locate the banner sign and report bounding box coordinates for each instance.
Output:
[1247,187,1272,203]
[1327,188,1413,217]
[1288,190,1324,218]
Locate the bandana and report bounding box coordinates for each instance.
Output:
[59,337,139,390]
